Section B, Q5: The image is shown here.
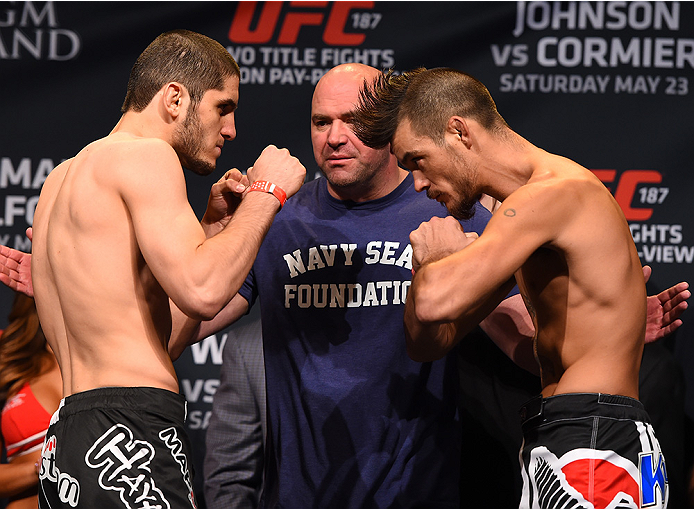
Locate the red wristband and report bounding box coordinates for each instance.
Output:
[248,180,287,209]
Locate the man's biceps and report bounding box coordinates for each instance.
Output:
[472,233,525,270]
[136,220,198,277]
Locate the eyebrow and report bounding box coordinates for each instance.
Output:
[311,112,354,123]
[218,98,238,111]
[400,150,420,166]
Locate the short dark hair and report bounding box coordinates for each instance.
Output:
[353,67,507,148]
[121,29,240,113]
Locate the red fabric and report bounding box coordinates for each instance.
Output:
[562,458,640,509]
[2,382,51,460]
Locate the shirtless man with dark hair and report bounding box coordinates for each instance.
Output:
[354,67,676,509]
[25,30,306,508]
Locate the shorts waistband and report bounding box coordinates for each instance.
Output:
[519,393,649,431]
[54,387,187,425]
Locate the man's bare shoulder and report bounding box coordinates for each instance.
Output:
[46,157,72,181]
[80,134,179,170]
[489,158,606,246]
[39,158,73,201]
[511,157,605,207]
[68,135,183,195]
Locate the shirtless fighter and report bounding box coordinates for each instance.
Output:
[354,67,674,508]
[27,30,305,508]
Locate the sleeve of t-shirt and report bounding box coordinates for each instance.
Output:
[239,266,259,311]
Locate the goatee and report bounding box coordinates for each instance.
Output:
[172,106,216,176]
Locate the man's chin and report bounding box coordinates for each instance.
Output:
[448,198,479,221]
[322,169,356,188]
[182,158,216,176]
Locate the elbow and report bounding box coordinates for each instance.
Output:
[404,310,449,363]
[178,287,228,321]
[179,305,217,322]
[412,299,442,325]
[410,267,460,323]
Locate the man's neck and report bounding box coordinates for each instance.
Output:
[480,137,538,202]
[111,111,170,143]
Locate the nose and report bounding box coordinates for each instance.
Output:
[222,113,237,141]
[412,170,430,194]
[327,120,348,147]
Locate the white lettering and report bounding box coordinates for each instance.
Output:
[190,334,227,365]
[306,246,325,271]
[21,2,58,26]
[320,244,338,266]
[640,244,694,264]
[180,379,219,404]
[499,73,611,93]
[284,279,412,309]
[630,224,683,244]
[363,282,379,306]
[284,249,306,278]
[514,1,679,36]
[381,241,399,265]
[537,36,692,69]
[365,241,382,264]
[341,243,357,265]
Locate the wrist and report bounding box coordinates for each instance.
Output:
[247,180,287,209]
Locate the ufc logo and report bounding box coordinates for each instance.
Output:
[229,1,376,45]
[591,169,664,221]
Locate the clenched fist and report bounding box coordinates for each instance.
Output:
[410,216,478,273]
[247,145,306,199]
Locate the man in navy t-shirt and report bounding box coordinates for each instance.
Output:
[198,63,520,508]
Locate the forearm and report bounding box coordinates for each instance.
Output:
[405,266,517,362]
[168,302,203,360]
[172,192,279,320]
[404,315,457,362]
[404,277,462,362]
[169,294,250,360]
[479,294,539,375]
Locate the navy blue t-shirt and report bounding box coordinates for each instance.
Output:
[240,173,491,508]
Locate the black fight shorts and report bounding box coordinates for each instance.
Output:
[38,387,197,509]
[518,393,668,509]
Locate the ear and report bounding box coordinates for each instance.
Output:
[446,116,473,149]
[162,82,186,119]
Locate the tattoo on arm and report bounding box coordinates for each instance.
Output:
[503,208,516,217]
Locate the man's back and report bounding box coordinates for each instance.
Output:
[32,133,180,396]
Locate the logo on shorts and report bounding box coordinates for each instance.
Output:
[526,447,641,509]
[39,435,81,507]
[639,451,668,507]
[85,424,171,509]
[159,427,197,509]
